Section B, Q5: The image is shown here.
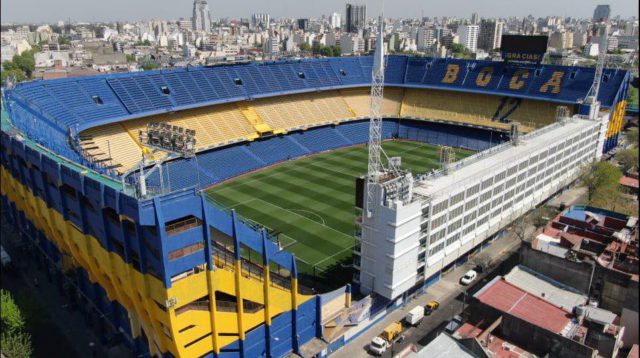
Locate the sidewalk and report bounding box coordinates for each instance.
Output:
[0,216,131,358]
[331,233,521,358]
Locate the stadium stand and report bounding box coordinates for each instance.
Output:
[341,88,403,117]
[1,54,630,358]
[252,90,353,131]
[4,55,630,179]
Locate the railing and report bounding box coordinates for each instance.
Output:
[166,216,203,237]
[212,242,301,292]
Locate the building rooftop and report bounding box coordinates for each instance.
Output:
[455,322,536,358]
[620,176,639,189]
[407,333,476,358]
[474,277,576,336]
[504,265,587,312]
[413,118,596,199]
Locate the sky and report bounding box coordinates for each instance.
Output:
[1,0,638,24]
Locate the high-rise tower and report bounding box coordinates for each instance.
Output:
[192,0,212,32]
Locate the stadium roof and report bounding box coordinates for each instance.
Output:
[474,277,575,336]
[4,56,629,135]
[504,265,587,312]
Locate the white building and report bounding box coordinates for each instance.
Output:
[192,0,212,33]
[340,34,364,55]
[251,13,270,30]
[330,12,342,30]
[357,112,610,300]
[416,27,435,50]
[458,25,479,52]
[583,43,599,57]
[263,36,279,55]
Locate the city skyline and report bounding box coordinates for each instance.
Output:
[1,0,638,24]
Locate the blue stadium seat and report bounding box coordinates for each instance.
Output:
[290,126,351,152]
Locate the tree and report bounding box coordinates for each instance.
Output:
[299,42,311,52]
[1,290,25,333]
[330,45,342,57]
[616,148,639,173]
[125,54,136,63]
[12,51,36,78]
[58,36,71,45]
[580,161,622,203]
[1,68,26,86]
[626,127,638,148]
[450,43,465,53]
[0,290,33,358]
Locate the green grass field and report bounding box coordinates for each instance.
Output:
[206,140,474,287]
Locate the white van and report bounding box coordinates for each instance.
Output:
[404,306,425,326]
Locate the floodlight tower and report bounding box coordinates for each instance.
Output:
[366,15,386,185]
[586,18,609,119]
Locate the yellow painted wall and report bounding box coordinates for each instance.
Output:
[0,166,313,357]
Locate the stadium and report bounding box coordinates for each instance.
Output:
[0,52,630,358]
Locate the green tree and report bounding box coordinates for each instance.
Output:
[58,36,71,45]
[0,290,33,358]
[616,148,639,173]
[136,39,152,46]
[319,45,332,57]
[11,49,37,78]
[299,42,311,52]
[1,332,33,358]
[330,45,341,57]
[125,54,136,63]
[626,127,638,148]
[450,43,465,53]
[1,290,25,333]
[1,67,26,86]
[139,58,159,71]
[580,161,622,203]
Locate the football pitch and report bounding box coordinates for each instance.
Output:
[206,140,474,286]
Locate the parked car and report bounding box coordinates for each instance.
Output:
[460,270,478,285]
[425,300,440,310]
[445,315,465,333]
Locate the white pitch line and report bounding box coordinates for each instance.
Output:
[255,199,354,242]
[287,208,326,226]
[312,246,354,267]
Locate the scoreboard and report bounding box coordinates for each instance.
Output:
[501,35,549,63]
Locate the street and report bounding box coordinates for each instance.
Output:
[331,231,522,358]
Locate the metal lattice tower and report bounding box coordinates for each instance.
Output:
[586,20,609,114]
[367,15,386,183]
[365,15,387,214]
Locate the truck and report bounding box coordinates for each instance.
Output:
[404,306,424,326]
[369,322,403,356]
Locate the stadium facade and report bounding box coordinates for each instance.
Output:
[0,55,630,357]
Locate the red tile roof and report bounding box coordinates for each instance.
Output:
[475,279,573,335]
[620,176,640,189]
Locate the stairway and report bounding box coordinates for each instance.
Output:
[237,103,273,138]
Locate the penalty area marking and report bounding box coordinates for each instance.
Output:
[287,208,326,225]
